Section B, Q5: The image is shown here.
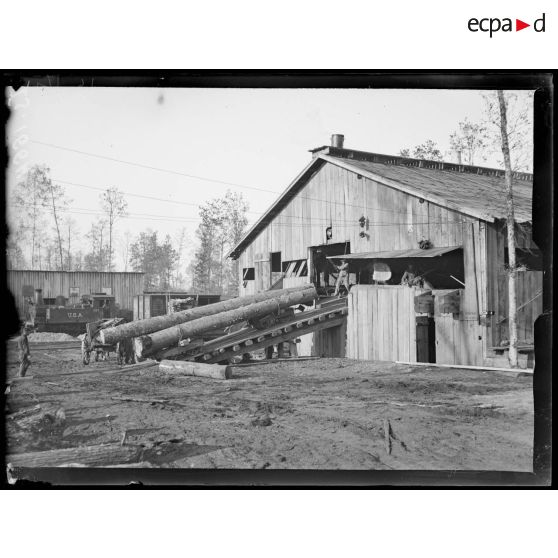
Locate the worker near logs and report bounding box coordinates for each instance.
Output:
[17,322,33,377]
[333,258,350,297]
[313,248,328,287]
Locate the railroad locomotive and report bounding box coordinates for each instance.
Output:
[25,288,129,336]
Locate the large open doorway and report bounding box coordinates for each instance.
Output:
[309,241,350,296]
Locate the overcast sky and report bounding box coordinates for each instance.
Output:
[6,87,534,269]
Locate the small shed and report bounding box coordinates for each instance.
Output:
[133,291,222,320]
[228,136,541,366]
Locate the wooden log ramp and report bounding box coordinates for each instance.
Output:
[100,285,316,346]
[159,360,232,380]
[135,285,317,359]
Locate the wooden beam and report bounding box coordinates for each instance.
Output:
[199,317,345,364]
[7,443,144,468]
[394,360,533,374]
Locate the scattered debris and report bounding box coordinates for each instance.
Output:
[251,415,273,427]
[111,396,169,405]
[383,418,392,455]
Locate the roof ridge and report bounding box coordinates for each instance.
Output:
[315,146,533,182]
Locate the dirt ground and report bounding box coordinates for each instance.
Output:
[5,342,533,471]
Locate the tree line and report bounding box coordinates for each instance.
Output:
[398,92,533,171]
[7,170,249,297]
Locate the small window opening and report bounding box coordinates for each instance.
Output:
[242,267,255,280]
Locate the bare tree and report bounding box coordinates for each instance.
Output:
[449,118,489,165]
[398,140,443,161]
[84,220,108,271]
[172,227,189,288]
[119,229,133,272]
[12,165,50,267]
[483,91,534,172]
[63,217,80,271]
[496,91,519,367]
[100,187,128,271]
[44,178,69,270]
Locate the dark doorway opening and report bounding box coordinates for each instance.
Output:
[271,252,282,272]
[416,316,436,363]
[310,242,350,295]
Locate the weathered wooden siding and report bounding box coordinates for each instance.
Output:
[485,222,542,346]
[347,286,423,362]
[8,270,144,318]
[238,163,481,294]
[236,160,539,364]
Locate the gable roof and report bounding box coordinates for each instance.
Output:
[229,146,533,259]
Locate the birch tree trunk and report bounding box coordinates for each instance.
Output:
[497,90,518,367]
[50,188,64,270]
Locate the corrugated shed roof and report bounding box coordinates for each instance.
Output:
[326,246,462,260]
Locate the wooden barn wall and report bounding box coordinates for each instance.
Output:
[485,222,542,346]
[238,163,482,292]
[347,286,422,362]
[7,271,144,318]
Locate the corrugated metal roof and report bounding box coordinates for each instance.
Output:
[326,246,462,260]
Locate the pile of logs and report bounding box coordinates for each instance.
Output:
[98,285,317,362]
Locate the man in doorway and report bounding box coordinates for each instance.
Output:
[313,248,327,287]
[333,258,350,297]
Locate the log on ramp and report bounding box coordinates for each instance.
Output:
[99,285,316,346]
[134,285,317,359]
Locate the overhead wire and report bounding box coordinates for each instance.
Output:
[27,139,427,218]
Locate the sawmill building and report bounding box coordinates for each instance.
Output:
[228,135,541,367]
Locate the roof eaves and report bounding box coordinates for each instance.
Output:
[319,154,497,223]
[227,157,325,260]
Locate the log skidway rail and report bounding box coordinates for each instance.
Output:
[158,297,348,364]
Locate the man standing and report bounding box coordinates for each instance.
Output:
[17,322,32,377]
[333,258,350,297]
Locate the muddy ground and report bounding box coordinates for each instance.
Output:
[5,342,533,471]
